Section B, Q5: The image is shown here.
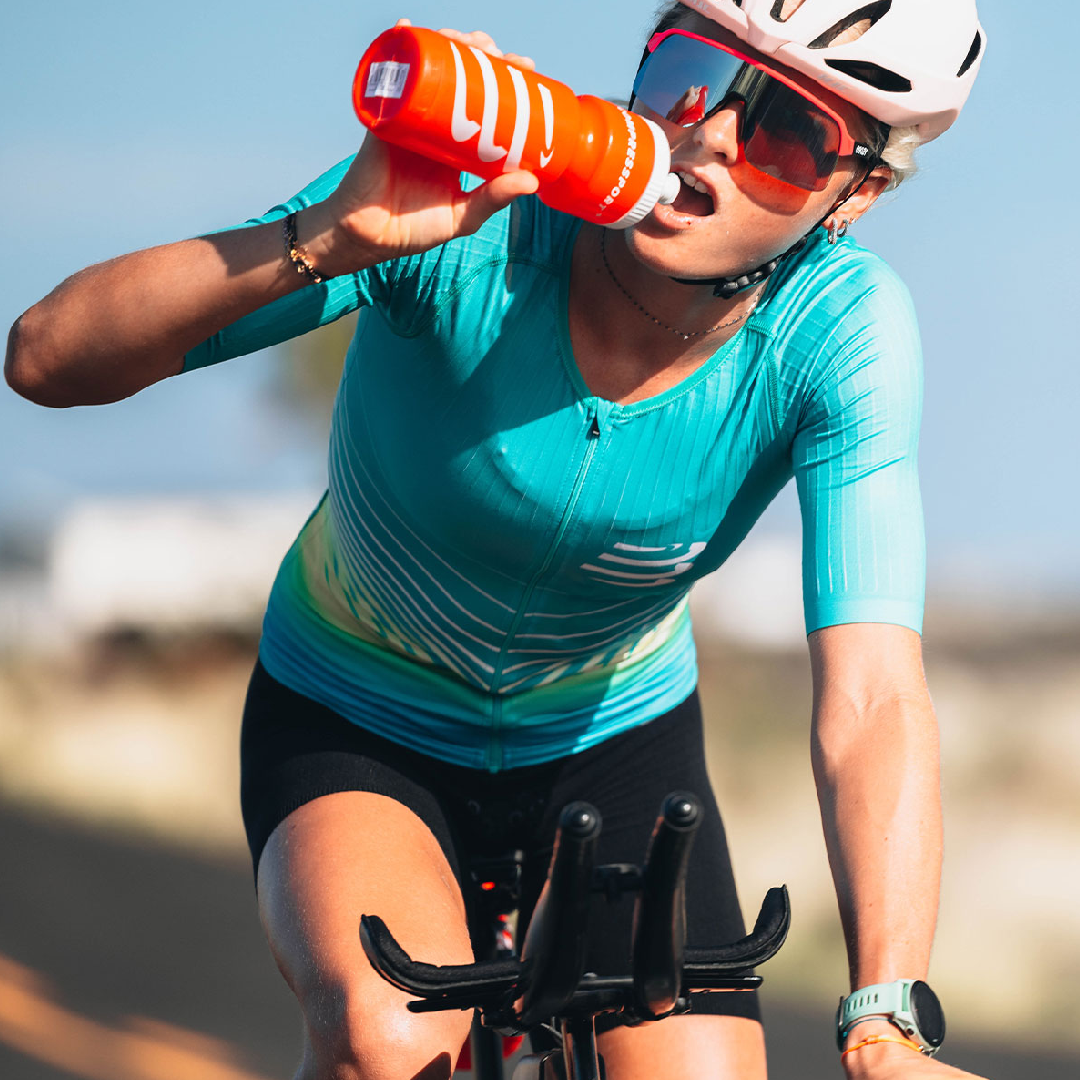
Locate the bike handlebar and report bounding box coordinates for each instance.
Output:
[516,802,602,1026]
[682,883,791,983]
[358,794,790,1029]
[359,915,522,1004]
[631,792,700,1017]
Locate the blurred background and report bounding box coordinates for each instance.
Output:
[2,1,1077,1077]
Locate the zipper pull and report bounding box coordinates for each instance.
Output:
[588,413,601,439]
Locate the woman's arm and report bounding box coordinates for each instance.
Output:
[5,23,539,409]
[810,622,941,991]
[810,623,985,1079]
[4,202,349,407]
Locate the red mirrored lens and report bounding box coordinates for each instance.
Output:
[743,112,839,191]
[735,74,840,191]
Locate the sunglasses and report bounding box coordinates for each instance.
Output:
[630,29,880,192]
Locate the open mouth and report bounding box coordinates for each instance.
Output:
[671,172,715,216]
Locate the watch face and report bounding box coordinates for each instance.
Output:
[911,981,946,1047]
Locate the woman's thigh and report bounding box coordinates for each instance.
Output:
[256,791,475,1080]
[597,1015,767,1080]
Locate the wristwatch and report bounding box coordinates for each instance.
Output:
[836,979,946,1055]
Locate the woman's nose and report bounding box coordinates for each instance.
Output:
[692,101,742,164]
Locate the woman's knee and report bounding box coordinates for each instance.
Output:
[252,793,475,1080]
[297,978,471,1080]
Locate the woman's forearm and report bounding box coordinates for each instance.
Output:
[4,201,359,408]
[812,682,943,990]
[8,52,542,411]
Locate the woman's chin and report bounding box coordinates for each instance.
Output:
[622,226,757,286]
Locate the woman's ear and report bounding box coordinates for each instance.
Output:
[824,164,893,232]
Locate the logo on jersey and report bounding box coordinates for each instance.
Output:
[581,541,707,588]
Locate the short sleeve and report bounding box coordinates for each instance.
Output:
[793,273,925,634]
[183,155,393,372]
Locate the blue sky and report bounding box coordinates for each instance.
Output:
[3,1,1077,600]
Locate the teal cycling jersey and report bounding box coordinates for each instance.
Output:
[186,156,924,770]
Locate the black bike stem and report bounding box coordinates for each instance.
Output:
[562,1014,603,1080]
[470,1013,505,1080]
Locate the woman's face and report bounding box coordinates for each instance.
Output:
[627,11,884,281]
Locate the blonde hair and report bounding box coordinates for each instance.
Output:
[879,126,920,190]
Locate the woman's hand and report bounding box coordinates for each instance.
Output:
[312,19,540,274]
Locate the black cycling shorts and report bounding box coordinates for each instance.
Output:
[240,659,760,1025]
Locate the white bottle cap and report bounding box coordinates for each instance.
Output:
[607,117,674,229]
[657,172,680,205]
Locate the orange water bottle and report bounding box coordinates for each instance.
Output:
[353,26,679,228]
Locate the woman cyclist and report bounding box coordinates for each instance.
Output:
[6,1,989,1077]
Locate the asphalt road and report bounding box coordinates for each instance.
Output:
[1,802,1074,1080]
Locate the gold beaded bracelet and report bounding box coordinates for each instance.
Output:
[283,212,325,285]
[841,1034,924,1058]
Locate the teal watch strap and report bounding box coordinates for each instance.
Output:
[838,980,909,1034]
[836,979,943,1055]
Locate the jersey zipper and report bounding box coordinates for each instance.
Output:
[486,405,604,769]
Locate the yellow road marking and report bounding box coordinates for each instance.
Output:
[0,952,276,1080]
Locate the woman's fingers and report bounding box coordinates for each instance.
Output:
[454,171,539,237]
[503,52,537,71]
[436,28,501,54]
[433,27,534,69]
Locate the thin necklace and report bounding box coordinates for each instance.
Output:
[600,230,755,341]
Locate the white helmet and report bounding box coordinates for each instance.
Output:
[679,0,985,142]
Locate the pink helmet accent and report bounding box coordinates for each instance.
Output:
[678,0,985,142]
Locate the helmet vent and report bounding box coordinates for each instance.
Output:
[807,1,892,48]
[769,1,794,21]
[956,31,982,77]
[825,58,912,93]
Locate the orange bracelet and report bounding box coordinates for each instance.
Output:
[841,1034,924,1058]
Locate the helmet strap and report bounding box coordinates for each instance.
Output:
[670,235,810,299]
[668,160,882,299]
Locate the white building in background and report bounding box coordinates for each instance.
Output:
[3,491,804,648]
[0,571,60,651]
[48,493,320,637]
[689,534,806,649]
